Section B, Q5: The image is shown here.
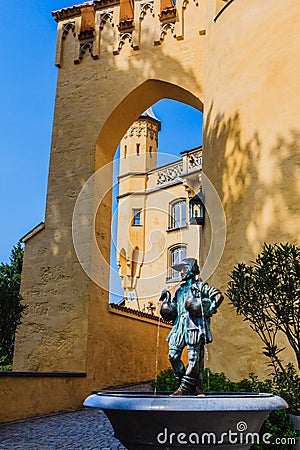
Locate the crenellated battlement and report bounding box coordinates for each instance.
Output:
[53,0,209,66]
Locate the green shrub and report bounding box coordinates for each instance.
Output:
[202,370,273,393]
[226,243,300,414]
[0,363,12,371]
[272,363,300,416]
[251,410,297,450]
[152,369,274,394]
[0,242,26,368]
[151,367,179,392]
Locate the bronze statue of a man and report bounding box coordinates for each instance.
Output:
[159,258,223,395]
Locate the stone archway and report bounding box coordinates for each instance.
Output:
[82,79,204,387]
[14,78,204,384]
[95,79,203,167]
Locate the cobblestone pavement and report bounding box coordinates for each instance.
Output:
[0,383,152,450]
[0,409,125,450]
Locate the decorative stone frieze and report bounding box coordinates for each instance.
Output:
[113,32,133,54]
[155,149,202,186]
[139,1,154,20]
[93,0,119,10]
[99,11,114,29]
[147,123,159,141]
[53,0,191,63]
[188,150,202,169]
[62,21,76,39]
[159,22,176,41]
[123,121,159,141]
[52,5,82,22]
[78,41,94,61]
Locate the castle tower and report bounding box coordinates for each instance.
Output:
[117,108,161,309]
[119,108,161,177]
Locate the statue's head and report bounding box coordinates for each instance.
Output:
[172,258,200,281]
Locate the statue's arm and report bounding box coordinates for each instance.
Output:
[214,292,224,309]
[159,289,178,322]
[159,289,171,303]
[201,283,223,314]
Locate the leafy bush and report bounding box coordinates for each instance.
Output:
[272,363,300,416]
[151,367,179,392]
[0,242,26,369]
[203,370,273,394]
[251,410,297,450]
[153,369,274,394]
[226,243,300,414]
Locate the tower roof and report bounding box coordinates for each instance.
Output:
[139,107,161,130]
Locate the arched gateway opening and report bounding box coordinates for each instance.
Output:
[95,79,203,167]
[91,79,203,300]
[109,97,203,310]
[82,80,204,385]
[13,0,208,390]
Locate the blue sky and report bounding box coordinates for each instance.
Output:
[1,1,202,264]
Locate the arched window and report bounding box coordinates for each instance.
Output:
[168,245,187,281]
[169,200,186,229]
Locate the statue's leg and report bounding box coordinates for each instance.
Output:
[168,334,185,384]
[196,343,205,394]
[182,344,200,394]
[173,340,206,396]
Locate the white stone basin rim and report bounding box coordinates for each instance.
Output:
[83,392,287,450]
[83,391,287,411]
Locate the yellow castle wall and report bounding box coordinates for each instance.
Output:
[203,0,299,377]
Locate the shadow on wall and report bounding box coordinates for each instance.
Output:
[203,105,300,264]
[201,106,299,375]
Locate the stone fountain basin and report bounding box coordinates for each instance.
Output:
[83,391,287,449]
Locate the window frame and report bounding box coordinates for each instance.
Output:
[168,199,187,231]
[132,208,142,226]
[167,244,187,282]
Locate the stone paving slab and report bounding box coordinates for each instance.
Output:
[0,383,152,450]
